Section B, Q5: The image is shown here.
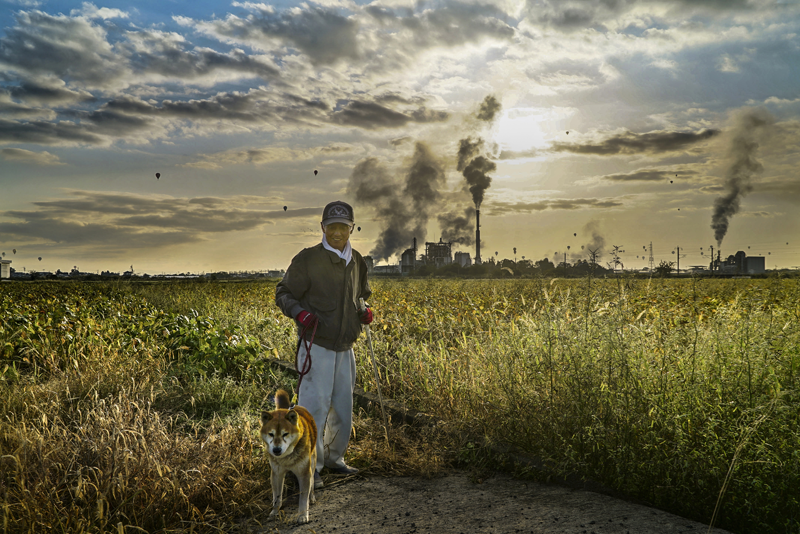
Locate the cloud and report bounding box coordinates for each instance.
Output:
[0,118,106,145]
[185,142,361,167]
[552,128,720,155]
[7,80,95,105]
[601,168,697,182]
[487,197,623,214]
[195,6,360,66]
[526,0,760,31]
[0,148,64,165]
[70,2,129,20]
[331,100,448,129]
[0,10,125,86]
[0,191,320,248]
[119,30,281,81]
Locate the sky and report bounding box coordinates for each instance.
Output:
[1,0,800,275]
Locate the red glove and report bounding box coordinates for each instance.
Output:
[296,310,318,327]
[360,307,373,325]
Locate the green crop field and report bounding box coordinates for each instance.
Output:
[1,277,799,533]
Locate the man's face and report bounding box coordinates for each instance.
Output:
[322,222,353,252]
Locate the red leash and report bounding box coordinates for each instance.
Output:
[295,317,318,400]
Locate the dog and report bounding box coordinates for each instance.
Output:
[260,389,318,524]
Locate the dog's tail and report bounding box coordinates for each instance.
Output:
[275,389,292,409]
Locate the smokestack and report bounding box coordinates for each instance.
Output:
[475,208,481,264]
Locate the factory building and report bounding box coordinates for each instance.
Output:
[1,259,10,279]
[400,238,419,274]
[454,251,472,267]
[717,251,765,275]
[425,239,452,268]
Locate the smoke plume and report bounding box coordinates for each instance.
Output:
[457,138,496,209]
[476,95,501,122]
[456,95,502,209]
[438,207,476,246]
[348,142,445,261]
[576,219,605,261]
[710,107,775,247]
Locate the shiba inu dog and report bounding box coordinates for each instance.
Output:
[261,389,318,524]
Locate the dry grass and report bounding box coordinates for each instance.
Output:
[3,278,800,534]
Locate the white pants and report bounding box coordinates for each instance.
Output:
[296,343,356,473]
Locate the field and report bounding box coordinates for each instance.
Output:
[1,277,799,533]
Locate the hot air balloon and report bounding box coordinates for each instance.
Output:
[38,257,42,261]
[13,249,16,254]
[283,206,287,211]
[357,226,361,232]
[670,180,673,183]
[581,245,584,250]
[156,173,160,179]
[573,233,577,236]
[314,170,318,175]
[495,251,498,257]
[566,131,569,134]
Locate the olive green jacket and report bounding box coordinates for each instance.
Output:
[275,243,371,351]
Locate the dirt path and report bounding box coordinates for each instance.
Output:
[259,471,732,534]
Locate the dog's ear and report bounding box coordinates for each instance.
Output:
[261,411,273,423]
[286,409,298,424]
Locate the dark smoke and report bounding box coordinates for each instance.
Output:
[574,219,605,261]
[347,142,445,261]
[710,107,775,247]
[456,95,501,209]
[438,207,476,246]
[476,95,501,122]
[457,137,496,208]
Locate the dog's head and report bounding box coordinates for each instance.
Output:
[261,408,301,458]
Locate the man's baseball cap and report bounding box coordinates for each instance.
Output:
[322,200,355,226]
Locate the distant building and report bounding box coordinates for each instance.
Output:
[454,251,472,268]
[718,251,766,275]
[373,264,400,275]
[1,259,11,279]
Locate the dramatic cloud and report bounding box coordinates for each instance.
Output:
[552,129,720,156]
[6,80,94,105]
[331,101,448,129]
[0,10,125,86]
[601,169,696,182]
[0,118,106,145]
[198,6,361,66]
[527,0,757,31]
[1,148,63,165]
[0,191,318,248]
[488,198,623,214]
[120,30,281,81]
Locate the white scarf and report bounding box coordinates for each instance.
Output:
[322,234,352,265]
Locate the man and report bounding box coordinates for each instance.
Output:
[275,200,373,489]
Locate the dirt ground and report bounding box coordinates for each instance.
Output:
[254,471,733,534]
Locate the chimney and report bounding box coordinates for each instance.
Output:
[475,208,482,264]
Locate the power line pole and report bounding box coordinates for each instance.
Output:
[648,242,654,271]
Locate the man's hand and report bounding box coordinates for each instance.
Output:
[296,310,318,327]
[360,307,373,325]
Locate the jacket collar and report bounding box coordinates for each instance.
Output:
[322,234,352,265]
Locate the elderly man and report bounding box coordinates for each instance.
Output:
[275,200,373,489]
